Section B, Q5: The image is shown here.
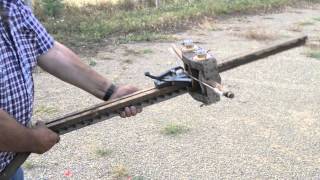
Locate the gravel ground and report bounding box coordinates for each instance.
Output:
[24,5,320,180]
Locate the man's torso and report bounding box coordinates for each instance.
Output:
[0,0,54,172]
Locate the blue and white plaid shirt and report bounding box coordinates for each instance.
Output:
[0,0,54,172]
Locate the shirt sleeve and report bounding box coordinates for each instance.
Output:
[20,3,54,57]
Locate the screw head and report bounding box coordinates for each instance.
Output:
[182,39,194,49]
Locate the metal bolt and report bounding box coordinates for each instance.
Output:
[182,39,194,49]
[195,47,207,59]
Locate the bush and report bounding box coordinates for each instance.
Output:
[34,0,64,19]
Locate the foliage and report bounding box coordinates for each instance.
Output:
[161,124,190,136]
[307,50,320,60]
[33,0,320,47]
[34,0,64,19]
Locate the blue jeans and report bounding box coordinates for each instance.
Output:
[10,168,24,180]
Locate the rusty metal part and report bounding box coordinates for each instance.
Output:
[0,35,307,180]
[173,43,222,104]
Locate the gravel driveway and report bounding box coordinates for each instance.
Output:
[25,4,320,180]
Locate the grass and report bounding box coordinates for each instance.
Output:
[34,105,58,115]
[141,48,153,54]
[242,29,277,41]
[161,123,190,136]
[95,148,113,157]
[23,161,35,170]
[89,59,97,66]
[112,164,129,179]
[123,59,133,64]
[131,176,146,180]
[298,21,315,26]
[117,32,174,44]
[34,0,320,48]
[307,50,320,60]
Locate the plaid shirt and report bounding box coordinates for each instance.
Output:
[0,0,54,172]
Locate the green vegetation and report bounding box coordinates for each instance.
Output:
[307,50,320,60]
[313,17,320,21]
[23,161,35,170]
[34,105,58,115]
[298,21,314,26]
[34,0,320,47]
[161,123,190,136]
[132,176,147,180]
[112,164,129,179]
[118,32,173,44]
[95,148,113,157]
[142,48,153,54]
[89,59,97,66]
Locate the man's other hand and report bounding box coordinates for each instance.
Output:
[31,121,60,154]
[110,85,143,118]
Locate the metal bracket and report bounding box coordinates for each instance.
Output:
[179,40,222,105]
[145,66,192,89]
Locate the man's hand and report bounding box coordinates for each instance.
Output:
[110,85,143,118]
[30,121,60,154]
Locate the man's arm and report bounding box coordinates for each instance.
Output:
[0,109,59,154]
[38,41,141,117]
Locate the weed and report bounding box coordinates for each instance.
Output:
[123,59,133,64]
[161,124,190,136]
[34,105,58,115]
[132,176,146,180]
[112,164,129,179]
[314,17,320,21]
[123,49,141,56]
[118,33,172,44]
[142,49,153,54]
[298,21,314,26]
[307,50,320,60]
[95,148,113,157]
[89,59,97,66]
[36,0,317,47]
[23,161,35,170]
[34,0,64,19]
[242,29,277,41]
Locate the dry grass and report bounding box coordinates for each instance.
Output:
[112,164,129,179]
[34,105,58,116]
[241,28,278,41]
[298,21,315,26]
[198,18,217,31]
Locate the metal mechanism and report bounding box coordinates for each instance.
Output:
[0,35,307,180]
[144,67,191,88]
[175,42,223,104]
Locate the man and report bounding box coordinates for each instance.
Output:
[0,1,142,179]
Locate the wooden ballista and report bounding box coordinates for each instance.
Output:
[0,35,307,179]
